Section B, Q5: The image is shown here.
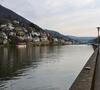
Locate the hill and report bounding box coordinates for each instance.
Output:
[67,36,96,44]
[0,5,69,46]
[45,29,73,41]
[45,29,96,44]
[0,5,43,31]
[0,5,96,46]
[0,5,51,46]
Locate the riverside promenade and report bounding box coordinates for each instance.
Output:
[69,47,100,90]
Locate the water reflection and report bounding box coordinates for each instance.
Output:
[0,45,93,90]
[0,46,60,80]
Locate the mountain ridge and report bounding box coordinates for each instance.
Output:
[0,5,43,31]
[0,5,96,46]
[45,29,96,44]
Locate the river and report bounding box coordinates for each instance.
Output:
[0,45,93,90]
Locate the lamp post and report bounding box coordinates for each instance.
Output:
[97,27,100,53]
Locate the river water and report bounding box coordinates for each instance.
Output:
[0,45,93,90]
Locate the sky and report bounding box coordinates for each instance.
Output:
[1,0,100,36]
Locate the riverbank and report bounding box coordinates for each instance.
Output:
[69,48,97,90]
[0,42,67,47]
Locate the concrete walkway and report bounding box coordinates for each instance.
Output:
[69,49,98,90]
[93,49,100,90]
[69,47,100,90]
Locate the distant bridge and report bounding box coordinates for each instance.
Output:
[69,46,100,90]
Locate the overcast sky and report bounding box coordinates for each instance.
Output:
[1,0,100,36]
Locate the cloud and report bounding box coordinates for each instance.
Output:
[1,0,99,36]
[68,0,96,7]
[35,7,100,36]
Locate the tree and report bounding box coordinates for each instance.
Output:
[28,27,33,33]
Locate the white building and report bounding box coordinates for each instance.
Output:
[60,39,65,43]
[0,32,8,44]
[2,32,8,39]
[0,24,7,28]
[23,27,28,33]
[17,36,24,41]
[7,23,15,30]
[9,32,16,36]
[32,31,40,36]
[33,37,40,42]
[3,39,8,44]
[24,34,33,42]
[13,20,20,24]
[53,38,58,42]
